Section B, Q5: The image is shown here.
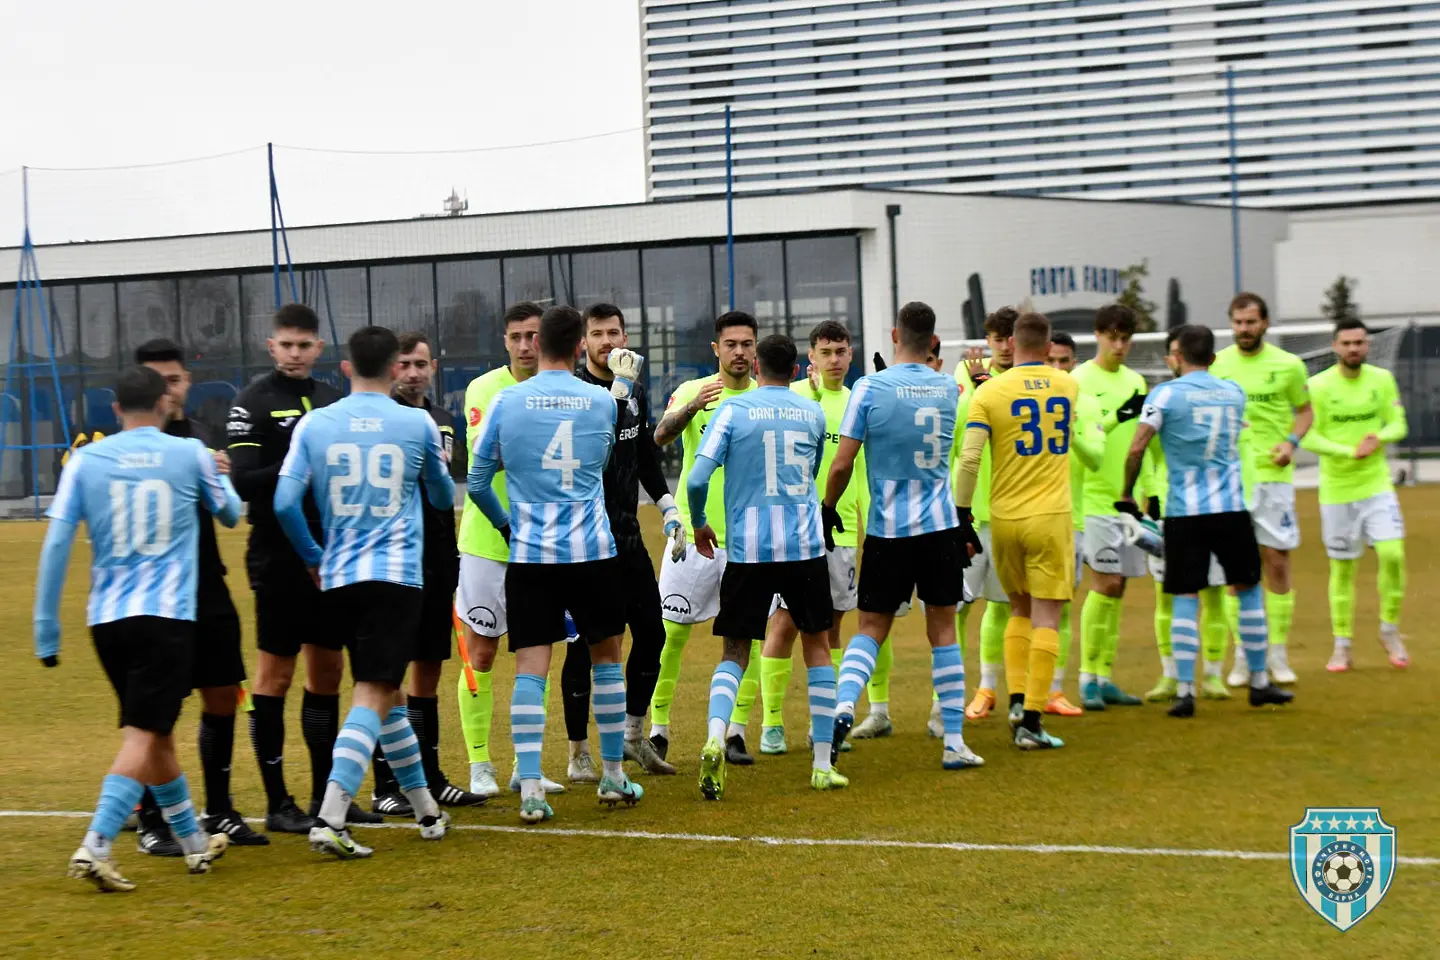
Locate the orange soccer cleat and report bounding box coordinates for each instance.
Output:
[1044,691,1084,716]
[965,688,996,720]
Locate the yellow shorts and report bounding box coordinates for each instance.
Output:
[990,514,1075,601]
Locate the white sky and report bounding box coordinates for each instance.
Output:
[0,0,647,246]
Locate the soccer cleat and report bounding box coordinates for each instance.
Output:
[1013,726,1065,750]
[469,761,501,799]
[136,826,183,857]
[698,736,727,801]
[1249,684,1295,708]
[1326,645,1352,673]
[1044,691,1084,716]
[1081,680,1106,712]
[1098,680,1143,706]
[509,763,566,795]
[265,797,318,835]
[965,688,996,720]
[308,824,373,859]
[1145,676,1178,702]
[1268,645,1298,684]
[183,833,230,874]
[926,700,943,738]
[310,799,383,826]
[418,811,450,841]
[372,792,413,818]
[1380,628,1410,669]
[759,726,788,755]
[567,752,600,784]
[202,811,270,846]
[649,733,670,761]
[1168,694,1196,719]
[432,781,489,807]
[623,737,677,775]
[851,712,894,739]
[810,767,849,791]
[942,743,986,769]
[830,712,854,765]
[597,775,644,807]
[1007,702,1024,731]
[1226,659,1251,688]
[68,847,135,893]
[519,796,554,824]
[1201,675,1232,700]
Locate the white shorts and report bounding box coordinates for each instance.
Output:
[774,546,857,616]
[455,554,507,638]
[1084,515,1150,579]
[963,523,1008,603]
[1320,492,1405,561]
[657,544,726,624]
[1249,482,1301,552]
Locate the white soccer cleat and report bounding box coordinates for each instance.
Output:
[1226,659,1252,688]
[183,833,229,874]
[1267,645,1297,684]
[1380,626,1410,668]
[68,846,135,893]
[942,743,985,770]
[567,751,600,783]
[851,712,893,739]
[1326,645,1353,673]
[308,824,373,859]
[469,761,500,799]
[926,700,944,738]
[418,811,451,841]
[510,762,566,795]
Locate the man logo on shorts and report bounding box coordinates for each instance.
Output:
[466,605,498,633]
[661,594,692,619]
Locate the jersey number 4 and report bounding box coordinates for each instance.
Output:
[327,443,404,518]
[542,420,582,492]
[1012,397,1071,456]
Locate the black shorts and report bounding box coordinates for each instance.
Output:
[858,529,966,614]
[414,582,456,663]
[254,578,341,657]
[575,545,663,642]
[326,582,424,687]
[1163,511,1262,595]
[92,617,194,734]
[507,559,626,652]
[715,557,832,640]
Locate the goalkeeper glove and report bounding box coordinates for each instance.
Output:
[607,348,645,401]
[1145,496,1162,522]
[821,502,845,552]
[1116,390,1146,423]
[956,507,982,566]
[657,494,687,562]
[872,352,887,373]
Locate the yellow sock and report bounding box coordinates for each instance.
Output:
[1003,616,1034,697]
[1026,627,1060,712]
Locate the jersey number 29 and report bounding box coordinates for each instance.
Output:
[327,443,403,518]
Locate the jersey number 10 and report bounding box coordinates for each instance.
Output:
[109,479,173,557]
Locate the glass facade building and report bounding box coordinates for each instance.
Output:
[643,0,1440,206]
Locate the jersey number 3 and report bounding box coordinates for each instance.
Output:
[1012,397,1071,457]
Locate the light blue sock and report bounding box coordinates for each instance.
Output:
[512,674,548,782]
[807,665,836,753]
[151,774,204,855]
[378,706,426,792]
[1236,585,1270,676]
[931,643,965,736]
[330,706,382,797]
[836,634,882,714]
[1171,595,1200,685]
[592,662,626,764]
[84,773,144,859]
[706,661,744,742]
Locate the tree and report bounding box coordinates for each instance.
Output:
[1322,276,1360,324]
[1117,259,1158,332]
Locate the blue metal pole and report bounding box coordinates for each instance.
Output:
[272,173,299,303]
[725,103,735,312]
[269,143,281,309]
[1226,66,1242,294]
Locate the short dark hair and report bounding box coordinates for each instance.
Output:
[897,301,936,352]
[1229,292,1269,321]
[397,331,432,356]
[715,311,758,339]
[756,334,797,380]
[1175,324,1215,366]
[1334,317,1369,337]
[134,338,183,366]
[1014,312,1051,351]
[985,306,1019,338]
[1094,303,1137,336]
[809,320,851,348]
[115,366,169,413]
[348,325,400,378]
[539,305,584,361]
[274,303,320,334]
[504,301,544,326]
[583,303,625,329]
[1050,331,1076,352]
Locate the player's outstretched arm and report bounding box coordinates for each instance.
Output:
[466,455,509,531]
[226,403,280,502]
[1298,395,1353,458]
[655,379,722,447]
[635,388,673,504]
[1072,404,1105,472]
[33,517,78,667]
[1121,423,1157,502]
[1378,380,1409,445]
[823,436,861,510]
[195,440,242,528]
[686,454,720,533]
[952,426,988,510]
[274,476,323,568]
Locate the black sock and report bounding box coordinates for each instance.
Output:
[1022,709,1042,734]
[137,788,167,834]
[1009,692,1025,709]
[248,693,289,813]
[198,711,236,816]
[300,690,340,808]
[372,746,398,796]
[407,695,442,788]
[561,642,593,744]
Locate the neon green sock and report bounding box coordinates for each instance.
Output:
[1329,558,1358,638]
[729,640,762,726]
[1154,581,1173,658]
[831,646,842,672]
[760,655,792,728]
[457,668,493,764]
[867,637,893,706]
[1103,592,1124,678]
[1265,588,1296,647]
[956,603,973,658]
[1375,539,1406,626]
[1056,603,1072,675]
[1222,590,1241,661]
[650,620,692,727]
[979,601,1009,670]
[1200,586,1228,663]
[1081,592,1122,679]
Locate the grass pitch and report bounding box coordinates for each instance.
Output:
[0,488,1436,958]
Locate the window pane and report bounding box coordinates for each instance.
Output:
[7,284,79,365]
[179,275,242,364]
[503,256,551,305]
[571,250,642,327]
[118,279,178,356]
[437,258,503,360]
[301,268,370,346]
[785,236,863,382]
[241,272,277,364]
[370,263,435,338]
[642,245,715,405]
[714,240,786,337]
[79,282,117,369]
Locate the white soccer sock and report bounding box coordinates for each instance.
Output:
[602,759,623,780]
[1177,681,1195,698]
[836,699,856,716]
[1250,671,1270,689]
[943,732,965,752]
[1050,665,1065,694]
[707,717,727,743]
[869,702,890,719]
[1079,671,1096,688]
[319,782,351,831]
[1203,659,1221,678]
[176,831,207,856]
[725,721,746,740]
[624,715,644,741]
[1162,656,1177,680]
[569,740,589,758]
[979,664,999,691]
[812,743,830,771]
[650,722,670,740]
[1334,636,1352,649]
[403,786,439,821]
[520,779,544,803]
[83,830,112,859]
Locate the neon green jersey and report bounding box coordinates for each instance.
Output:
[1301,363,1407,505]
[669,375,758,549]
[1069,391,1106,531]
[457,366,517,561]
[1073,359,1150,518]
[954,359,1002,523]
[791,379,866,547]
[1211,343,1309,488]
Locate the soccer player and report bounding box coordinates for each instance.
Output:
[650,312,761,765]
[468,305,645,824]
[38,366,235,891]
[1211,292,1312,685]
[366,332,486,813]
[758,321,867,753]
[454,302,563,798]
[1072,304,1150,711]
[276,326,454,858]
[1120,325,1295,718]
[1301,319,1410,672]
[227,304,367,832]
[558,303,681,778]
[825,301,983,770]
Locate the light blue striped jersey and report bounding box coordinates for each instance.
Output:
[839,363,960,539]
[279,391,451,589]
[1140,371,1248,517]
[46,426,238,624]
[473,369,617,564]
[694,385,826,563]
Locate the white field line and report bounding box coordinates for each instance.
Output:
[3,809,1437,866]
